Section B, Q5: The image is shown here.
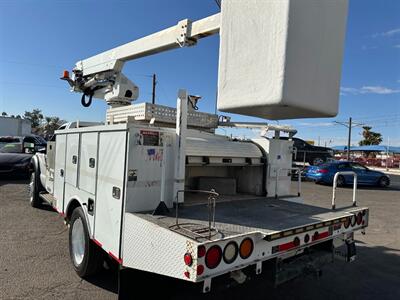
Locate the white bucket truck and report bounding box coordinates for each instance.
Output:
[30,0,368,297]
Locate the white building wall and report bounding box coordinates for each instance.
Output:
[0,117,31,136]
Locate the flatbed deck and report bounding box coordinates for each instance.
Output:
[134,197,365,242]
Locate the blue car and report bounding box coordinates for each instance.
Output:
[305,161,390,187]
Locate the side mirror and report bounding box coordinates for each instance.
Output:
[23,142,35,154]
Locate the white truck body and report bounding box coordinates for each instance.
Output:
[34,104,368,292]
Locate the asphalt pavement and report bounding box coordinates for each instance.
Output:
[0,174,399,300]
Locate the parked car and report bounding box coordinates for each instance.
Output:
[305,161,390,187]
[0,135,47,176]
[280,137,333,165]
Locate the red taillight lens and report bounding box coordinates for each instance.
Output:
[197,265,204,275]
[239,238,254,259]
[184,253,193,266]
[317,169,329,174]
[205,245,222,269]
[356,212,363,225]
[198,245,206,258]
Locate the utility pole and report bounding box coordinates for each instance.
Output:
[347,117,352,160]
[334,117,363,161]
[151,74,157,104]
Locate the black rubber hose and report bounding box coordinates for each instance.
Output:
[81,92,93,107]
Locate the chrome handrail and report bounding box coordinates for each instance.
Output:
[332,171,357,210]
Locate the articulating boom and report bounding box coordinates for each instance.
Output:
[61,14,220,108]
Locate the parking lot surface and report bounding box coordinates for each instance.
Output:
[1,175,399,300]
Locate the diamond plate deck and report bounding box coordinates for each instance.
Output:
[135,197,366,242]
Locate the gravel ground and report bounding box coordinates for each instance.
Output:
[0,174,399,300]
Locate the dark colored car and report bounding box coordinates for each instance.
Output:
[281,137,333,165]
[0,135,47,176]
[305,161,390,187]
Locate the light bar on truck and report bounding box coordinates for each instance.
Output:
[264,212,367,242]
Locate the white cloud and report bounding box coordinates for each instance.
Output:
[394,45,400,48]
[360,86,400,94]
[372,27,400,38]
[382,28,400,37]
[341,86,400,95]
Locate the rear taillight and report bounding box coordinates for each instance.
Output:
[356,212,363,225]
[304,234,310,243]
[344,217,351,228]
[317,169,329,174]
[223,241,238,264]
[205,245,222,269]
[239,238,254,259]
[350,215,356,227]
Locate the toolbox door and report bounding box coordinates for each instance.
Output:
[94,131,127,259]
[54,134,66,211]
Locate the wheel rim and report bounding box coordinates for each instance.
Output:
[337,176,344,186]
[29,173,35,203]
[71,218,86,266]
[380,178,388,186]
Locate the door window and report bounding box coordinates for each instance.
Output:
[351,163,367,171]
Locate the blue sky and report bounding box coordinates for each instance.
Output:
[0,0,399,146]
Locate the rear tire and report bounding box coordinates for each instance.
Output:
[69,207,103,278]
[29,171,41,208]
[378,176,390,188]
[336,175,346,187]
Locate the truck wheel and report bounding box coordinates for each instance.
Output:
[378,176,390,188]
[69,207,102,278]
[29,171,41,208]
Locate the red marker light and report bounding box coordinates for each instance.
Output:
[197,265,205,276]
[184,253,193,266]
[356,212,363,225]
[198,245,206,258]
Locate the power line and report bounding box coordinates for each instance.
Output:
[334,117,364,160]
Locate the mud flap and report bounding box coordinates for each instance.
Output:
[118,267,175,299]
[273,250,333,286]
[345,241,357,262]
[334,241,357,263]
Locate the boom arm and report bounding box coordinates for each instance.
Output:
[76,13,220,76]
[63,13,220,107]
